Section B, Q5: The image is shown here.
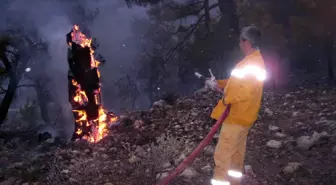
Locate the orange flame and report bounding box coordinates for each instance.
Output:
[69,25,118,143]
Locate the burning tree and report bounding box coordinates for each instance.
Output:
[66,25,117,142]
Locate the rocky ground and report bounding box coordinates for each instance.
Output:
[1,85,336,185]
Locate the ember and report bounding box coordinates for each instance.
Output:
[66,25,118,142]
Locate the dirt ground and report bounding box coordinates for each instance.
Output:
[1,84,336,185]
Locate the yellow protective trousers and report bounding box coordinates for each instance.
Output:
[213,122,250,185]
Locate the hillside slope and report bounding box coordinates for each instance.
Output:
[1,86,336,185]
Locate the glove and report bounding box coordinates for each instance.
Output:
[205,78,217,90]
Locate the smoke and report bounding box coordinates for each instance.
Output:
[81,0,150,112]
[0,0,149,138]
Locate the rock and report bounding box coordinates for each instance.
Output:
[153,100,166,107]
[266,140,282,149]
[46,138,55,144]
[9,162,24,169]
[61,169,70,174]
[72,150,80,155]
[332,146,336,154]
[297,131,327,150]
[296,122,304,125]
[204,146,215,156]
[297,136,314,150]
[264,108,273,116]
[244,165,253,174]
[181,167,198,178]
[162,162,172,170]
[98,148,106,152]
[156,172,169,180]
[69,178,78,183]
[109,147,117,152]
[201,165,212,172]
[21,183,29,185]
[292,112,299,117]
[102,154,109,159]
[175,153,186,164]
[134,120,144,129]
[174,125,181,129]
[128,155,139,164]
[268,125,279,131]
[275,132,286,138]
[104,183,114,185]
[325,120,336,126]
[135,146,146,157]
[283,162,302,174]
[190,111,198,117]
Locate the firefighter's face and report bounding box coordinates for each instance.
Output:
[239,39,251,55]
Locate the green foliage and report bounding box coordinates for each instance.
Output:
[18,99,38,126]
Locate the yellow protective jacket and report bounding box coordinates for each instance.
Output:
[210,50,265,126]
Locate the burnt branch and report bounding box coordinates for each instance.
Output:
[163,3,219,63]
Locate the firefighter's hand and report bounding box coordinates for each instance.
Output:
[205,78,217,90]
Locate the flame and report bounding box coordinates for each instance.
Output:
[72,79,88,104]
[69,25,118,143]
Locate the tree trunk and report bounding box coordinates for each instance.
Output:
[325,34,334,80]
[0,73,18,125]
[213,0,240,77]
[218,0,239,34]
[0,55,27,126]
[34,80,50,124]
[204,0,211,35]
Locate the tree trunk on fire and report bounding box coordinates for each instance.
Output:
[66,28,101,140]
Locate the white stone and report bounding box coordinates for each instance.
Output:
[266,140,282,149]
[297,136,313,150]
[128,155,139,164]
[181,167,198,178]
[283,162,301,174]
[268,125,279,131]
[264,108,273,116]
[156,172,169,180]
[275,132,286,138]
[153,100,166,107]
[244,165,253,174]
[61,169,70,174]
[292,112,299,117]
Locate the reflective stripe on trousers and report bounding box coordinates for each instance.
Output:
[212,122,249,184]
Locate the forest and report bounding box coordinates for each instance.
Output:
[1,0,336,185]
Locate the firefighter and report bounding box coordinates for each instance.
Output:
[206,25,266,185]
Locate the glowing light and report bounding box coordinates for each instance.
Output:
[211,179,230,185]
[231,64,266,81]
[228,170,243,178]
[25,68,31,72]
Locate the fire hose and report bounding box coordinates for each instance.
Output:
[156,70,231,185]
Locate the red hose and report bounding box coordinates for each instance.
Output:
[156,104,231,185]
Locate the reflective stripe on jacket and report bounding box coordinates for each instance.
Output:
[210,50,265,126]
